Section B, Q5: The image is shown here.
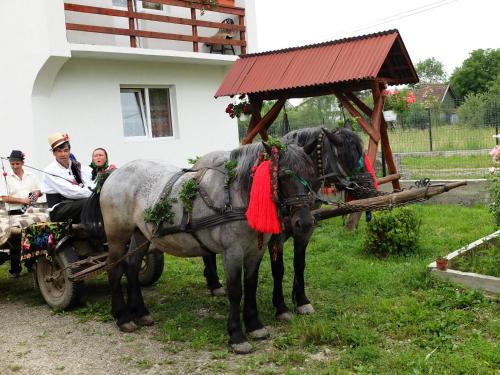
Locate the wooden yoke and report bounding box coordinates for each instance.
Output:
[241,98,286,145]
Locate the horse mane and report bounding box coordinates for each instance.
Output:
[230,142,315,202]
[282,127,322,147]
[282,127,365,174]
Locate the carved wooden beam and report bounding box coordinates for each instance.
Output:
[334,90,380,143]
[242,98,286,145]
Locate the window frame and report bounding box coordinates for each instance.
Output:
[120,86,176,141]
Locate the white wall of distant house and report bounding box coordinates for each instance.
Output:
[31,58,239,169]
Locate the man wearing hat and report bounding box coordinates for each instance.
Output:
[41,132,92,223]
[0,150,42,277]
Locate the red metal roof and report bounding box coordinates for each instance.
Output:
[215,30,418,98]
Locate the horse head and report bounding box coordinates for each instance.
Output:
[304,127,377,199]
[262,142,316,238]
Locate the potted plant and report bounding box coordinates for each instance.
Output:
[435,255,449,271]
[382,88,416,121]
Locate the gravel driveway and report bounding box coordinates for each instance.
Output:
[0,300,223,375]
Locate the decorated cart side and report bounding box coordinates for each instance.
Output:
[215,29,419,228]
[0,208,164,310]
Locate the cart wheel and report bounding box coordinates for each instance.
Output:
[36,244,84,310]
[139,248,164,287]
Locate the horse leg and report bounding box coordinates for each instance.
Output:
[292,237,315,315]
[202,254,225,296]
[107,237,138,332]
[243,254,269,340]
[222,249,251,354]
[124,230,153,327]
[268,234,292,321]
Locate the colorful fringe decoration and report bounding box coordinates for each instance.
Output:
[246,160,281,234]
[363,153,379,190]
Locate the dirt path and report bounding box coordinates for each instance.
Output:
[0,300,228,375]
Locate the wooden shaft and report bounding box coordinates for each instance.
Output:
[313,181,467,221]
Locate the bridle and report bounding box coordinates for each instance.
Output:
[313,128,365,192]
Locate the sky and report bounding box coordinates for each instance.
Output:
[253,0,499,77]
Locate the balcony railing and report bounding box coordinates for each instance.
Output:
[64,0,246,54]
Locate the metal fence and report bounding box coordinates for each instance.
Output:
[238,96,500,180]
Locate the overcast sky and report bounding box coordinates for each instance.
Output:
[253,0,499,77]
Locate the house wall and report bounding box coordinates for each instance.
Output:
[0,0,71,168]
[31,58,239,169]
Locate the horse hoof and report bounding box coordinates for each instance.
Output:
[248,327,270,340]
[277,311,293,321]
[231,341,252,354]
[210,287,226,297]
[134,314,154,326]
[297,304,315,315]
[118,321,139,333]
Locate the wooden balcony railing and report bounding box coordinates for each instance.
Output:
[64,0,246,54]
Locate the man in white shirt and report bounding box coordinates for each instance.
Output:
[1,150,42,214]
[41,132,92,223]
[0,149,42,277]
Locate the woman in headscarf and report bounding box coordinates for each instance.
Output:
[89,148,116,181]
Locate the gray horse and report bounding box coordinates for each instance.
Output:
[202,127,378,319]
[88,142,316,353]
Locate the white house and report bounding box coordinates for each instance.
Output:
[0,0,257,172]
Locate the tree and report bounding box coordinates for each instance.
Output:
[450,48,500,98]
[415,57,447,84]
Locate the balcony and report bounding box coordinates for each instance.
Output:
[64,0,247,55]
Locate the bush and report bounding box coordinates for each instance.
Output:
[363,207,421,257]
[487,170,500,226]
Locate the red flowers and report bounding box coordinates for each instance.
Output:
[225,94,252,119]
[383,88,416,113]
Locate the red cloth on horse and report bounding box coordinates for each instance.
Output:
[246,160,281,234]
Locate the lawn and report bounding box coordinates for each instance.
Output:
[1,204,499,374]
[400,154,492,180]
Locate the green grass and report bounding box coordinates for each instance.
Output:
[384,125,494,153]
[1,204,499,374]
[400,154,491,180]
[452,240,500,278]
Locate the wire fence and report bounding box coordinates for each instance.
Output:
[238,96,500,180]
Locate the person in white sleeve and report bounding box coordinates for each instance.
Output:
[0,149,42,277]
[41,132,92,223]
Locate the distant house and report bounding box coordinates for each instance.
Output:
[414,84,458,124]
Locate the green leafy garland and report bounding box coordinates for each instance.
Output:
[179,179,199,213]
[187,156,201,166]
[144,196,177,227]
[266,135,287,153]
[224,159,237,184]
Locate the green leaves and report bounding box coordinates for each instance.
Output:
[143,196,177,227]
[179,179,198,213]
[363,207,421,257]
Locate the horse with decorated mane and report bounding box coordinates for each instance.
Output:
[83,141,316,353]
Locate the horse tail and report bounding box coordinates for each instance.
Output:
[80,171,113,240]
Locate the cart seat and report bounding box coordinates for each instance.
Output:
[0,208,50,247]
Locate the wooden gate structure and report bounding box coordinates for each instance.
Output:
[215,30,419,198]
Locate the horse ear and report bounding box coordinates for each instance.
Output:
[262,141,273,156]
[303,139,318,155]
[344,119,353,131]
[325,129,343,146]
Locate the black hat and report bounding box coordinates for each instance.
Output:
[8,150,25,161]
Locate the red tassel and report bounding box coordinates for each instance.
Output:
[363,153,379,190]
[246,160,281,234]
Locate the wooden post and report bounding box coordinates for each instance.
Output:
[191,8,198,52]
[127,0,137,48]
[239,15,246,54]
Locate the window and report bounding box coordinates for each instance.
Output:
[120,88,174,139]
